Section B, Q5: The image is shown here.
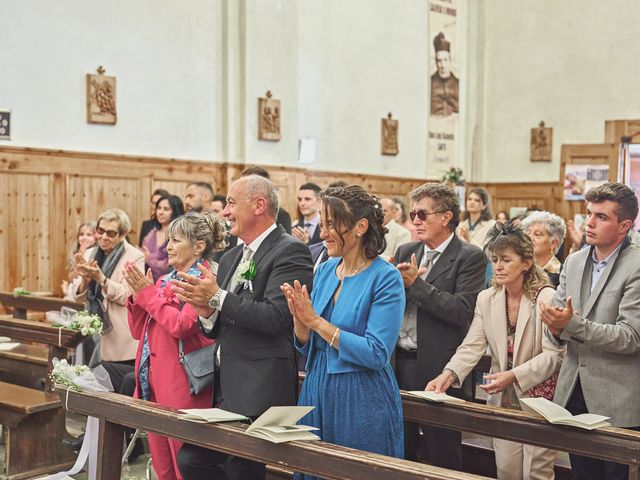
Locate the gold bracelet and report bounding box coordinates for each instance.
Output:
[329,327,340,349]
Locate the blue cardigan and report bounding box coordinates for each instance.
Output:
[296,256,405,373]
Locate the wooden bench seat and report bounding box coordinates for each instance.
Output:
[0,343,48,389]
[0,381,75,480]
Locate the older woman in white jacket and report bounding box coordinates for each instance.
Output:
[428,222,565,480]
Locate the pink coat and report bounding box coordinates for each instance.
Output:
[127,271,214,409]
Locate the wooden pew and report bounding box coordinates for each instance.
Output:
[0,316,83,390]
[0,381,75,479]
[401,392,640,479]
[0,292,83,320]
[0,343,48,389]
[56,387,489,480]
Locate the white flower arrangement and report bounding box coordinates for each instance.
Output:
[70,311,103,336]
[50,358,91,392]
[234,258,257,292]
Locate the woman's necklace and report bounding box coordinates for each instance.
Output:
[338,258,366,281]
[504,293,520,328]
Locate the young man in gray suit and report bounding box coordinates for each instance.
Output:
[172,174,314,480]
[393,182,486,470]
[541,182,640,480]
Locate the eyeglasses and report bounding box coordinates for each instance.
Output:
[409,209,443,221]
[96,227,120,238]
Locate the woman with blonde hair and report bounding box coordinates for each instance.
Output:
[428,222,565,480]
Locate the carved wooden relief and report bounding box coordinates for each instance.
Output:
[381,113,398,156]
[86,66,117,125]
[258,91,281,141]
[531,121,552,162]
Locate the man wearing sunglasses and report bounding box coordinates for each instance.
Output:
[392,182,486,470]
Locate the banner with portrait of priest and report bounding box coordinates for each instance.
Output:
[427,0,462,179]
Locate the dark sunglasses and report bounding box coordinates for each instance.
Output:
[96,227,120,238]
[409,209,443,221]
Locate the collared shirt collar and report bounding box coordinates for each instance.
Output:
[246,223,277,254]
[423,232,454,264]
[304,214,320,228]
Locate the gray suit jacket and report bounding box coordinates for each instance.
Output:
[550,238,640,427]
[204,225,314,417]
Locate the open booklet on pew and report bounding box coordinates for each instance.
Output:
[520,397,611,430]
[245,406,320,443]
[179,408,249,423]
[406,390,465,404]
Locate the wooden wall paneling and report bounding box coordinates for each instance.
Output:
[604,119,640,144]
[49,173,67,296]
[0,173,10,292]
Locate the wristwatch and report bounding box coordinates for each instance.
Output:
[208,289,223,310]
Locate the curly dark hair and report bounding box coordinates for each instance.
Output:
[320,185,387,259]
[483,221,551,299]
[408,183,461,231]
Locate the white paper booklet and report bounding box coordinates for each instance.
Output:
[520,397,611,430]
[0,342,20,351]
[406,390,465,404]
[245,406,320,443]
[179,408,248,424]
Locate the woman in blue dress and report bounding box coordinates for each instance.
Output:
[281,185,405,477]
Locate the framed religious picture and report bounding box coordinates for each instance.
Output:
[0,109,11,140]
[258,91,281,141]
[86,66,117,125]
[381,113,398,156]
[531,121,552,162]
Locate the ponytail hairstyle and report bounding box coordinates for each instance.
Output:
[320,185,387,259]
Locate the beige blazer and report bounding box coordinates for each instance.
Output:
[456,218,496,249]
[445,286,565,406]
[382,220,412,259]
[73,240,143,362]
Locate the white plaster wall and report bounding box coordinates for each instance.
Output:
[0,0,223,161]
[476,0,640,183]
[296,0,431,178]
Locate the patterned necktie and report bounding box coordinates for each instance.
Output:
[228,245,253,292]
[420,250,439,279]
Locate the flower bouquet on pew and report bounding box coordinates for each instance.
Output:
[12,286,31,296]
[50,358,113,392]
[48,307,103,336]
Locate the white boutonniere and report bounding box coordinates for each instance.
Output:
[234,258,258,292]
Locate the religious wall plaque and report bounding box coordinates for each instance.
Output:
[381,113,398,156]
[0,110,11,140]
[531,121,552,162]
[258,91,281,141]
[86,66,117,125]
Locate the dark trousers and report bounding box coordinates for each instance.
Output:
[394,350,462,470]
[177,369,265,480]
[566,378,638,480]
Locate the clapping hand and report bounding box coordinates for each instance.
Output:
[170,263,219,317]
[281,280,317,344]
[396,253,427,288]
[123,262,154,297]
[539,297,574,336]
[291,226,310,244]
[478,370,516,395]
[76,259,103,282]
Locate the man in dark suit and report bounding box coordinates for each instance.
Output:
[393,182,485,470]
[172,174,313,480]
[292,182,322,246]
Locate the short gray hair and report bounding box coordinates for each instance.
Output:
[522,211,567,252]
[167,211,227,262]
[97,208,131,235]
[237,174,279,219]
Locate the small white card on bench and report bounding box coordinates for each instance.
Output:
[179,408,248,424]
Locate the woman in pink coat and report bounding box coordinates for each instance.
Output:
[124,211,227,480]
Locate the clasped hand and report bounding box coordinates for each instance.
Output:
[280,280,319,330]
[74,253,103,282]
[123,262,154,297]
[396,253,427,288]
[169,263,218,317]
